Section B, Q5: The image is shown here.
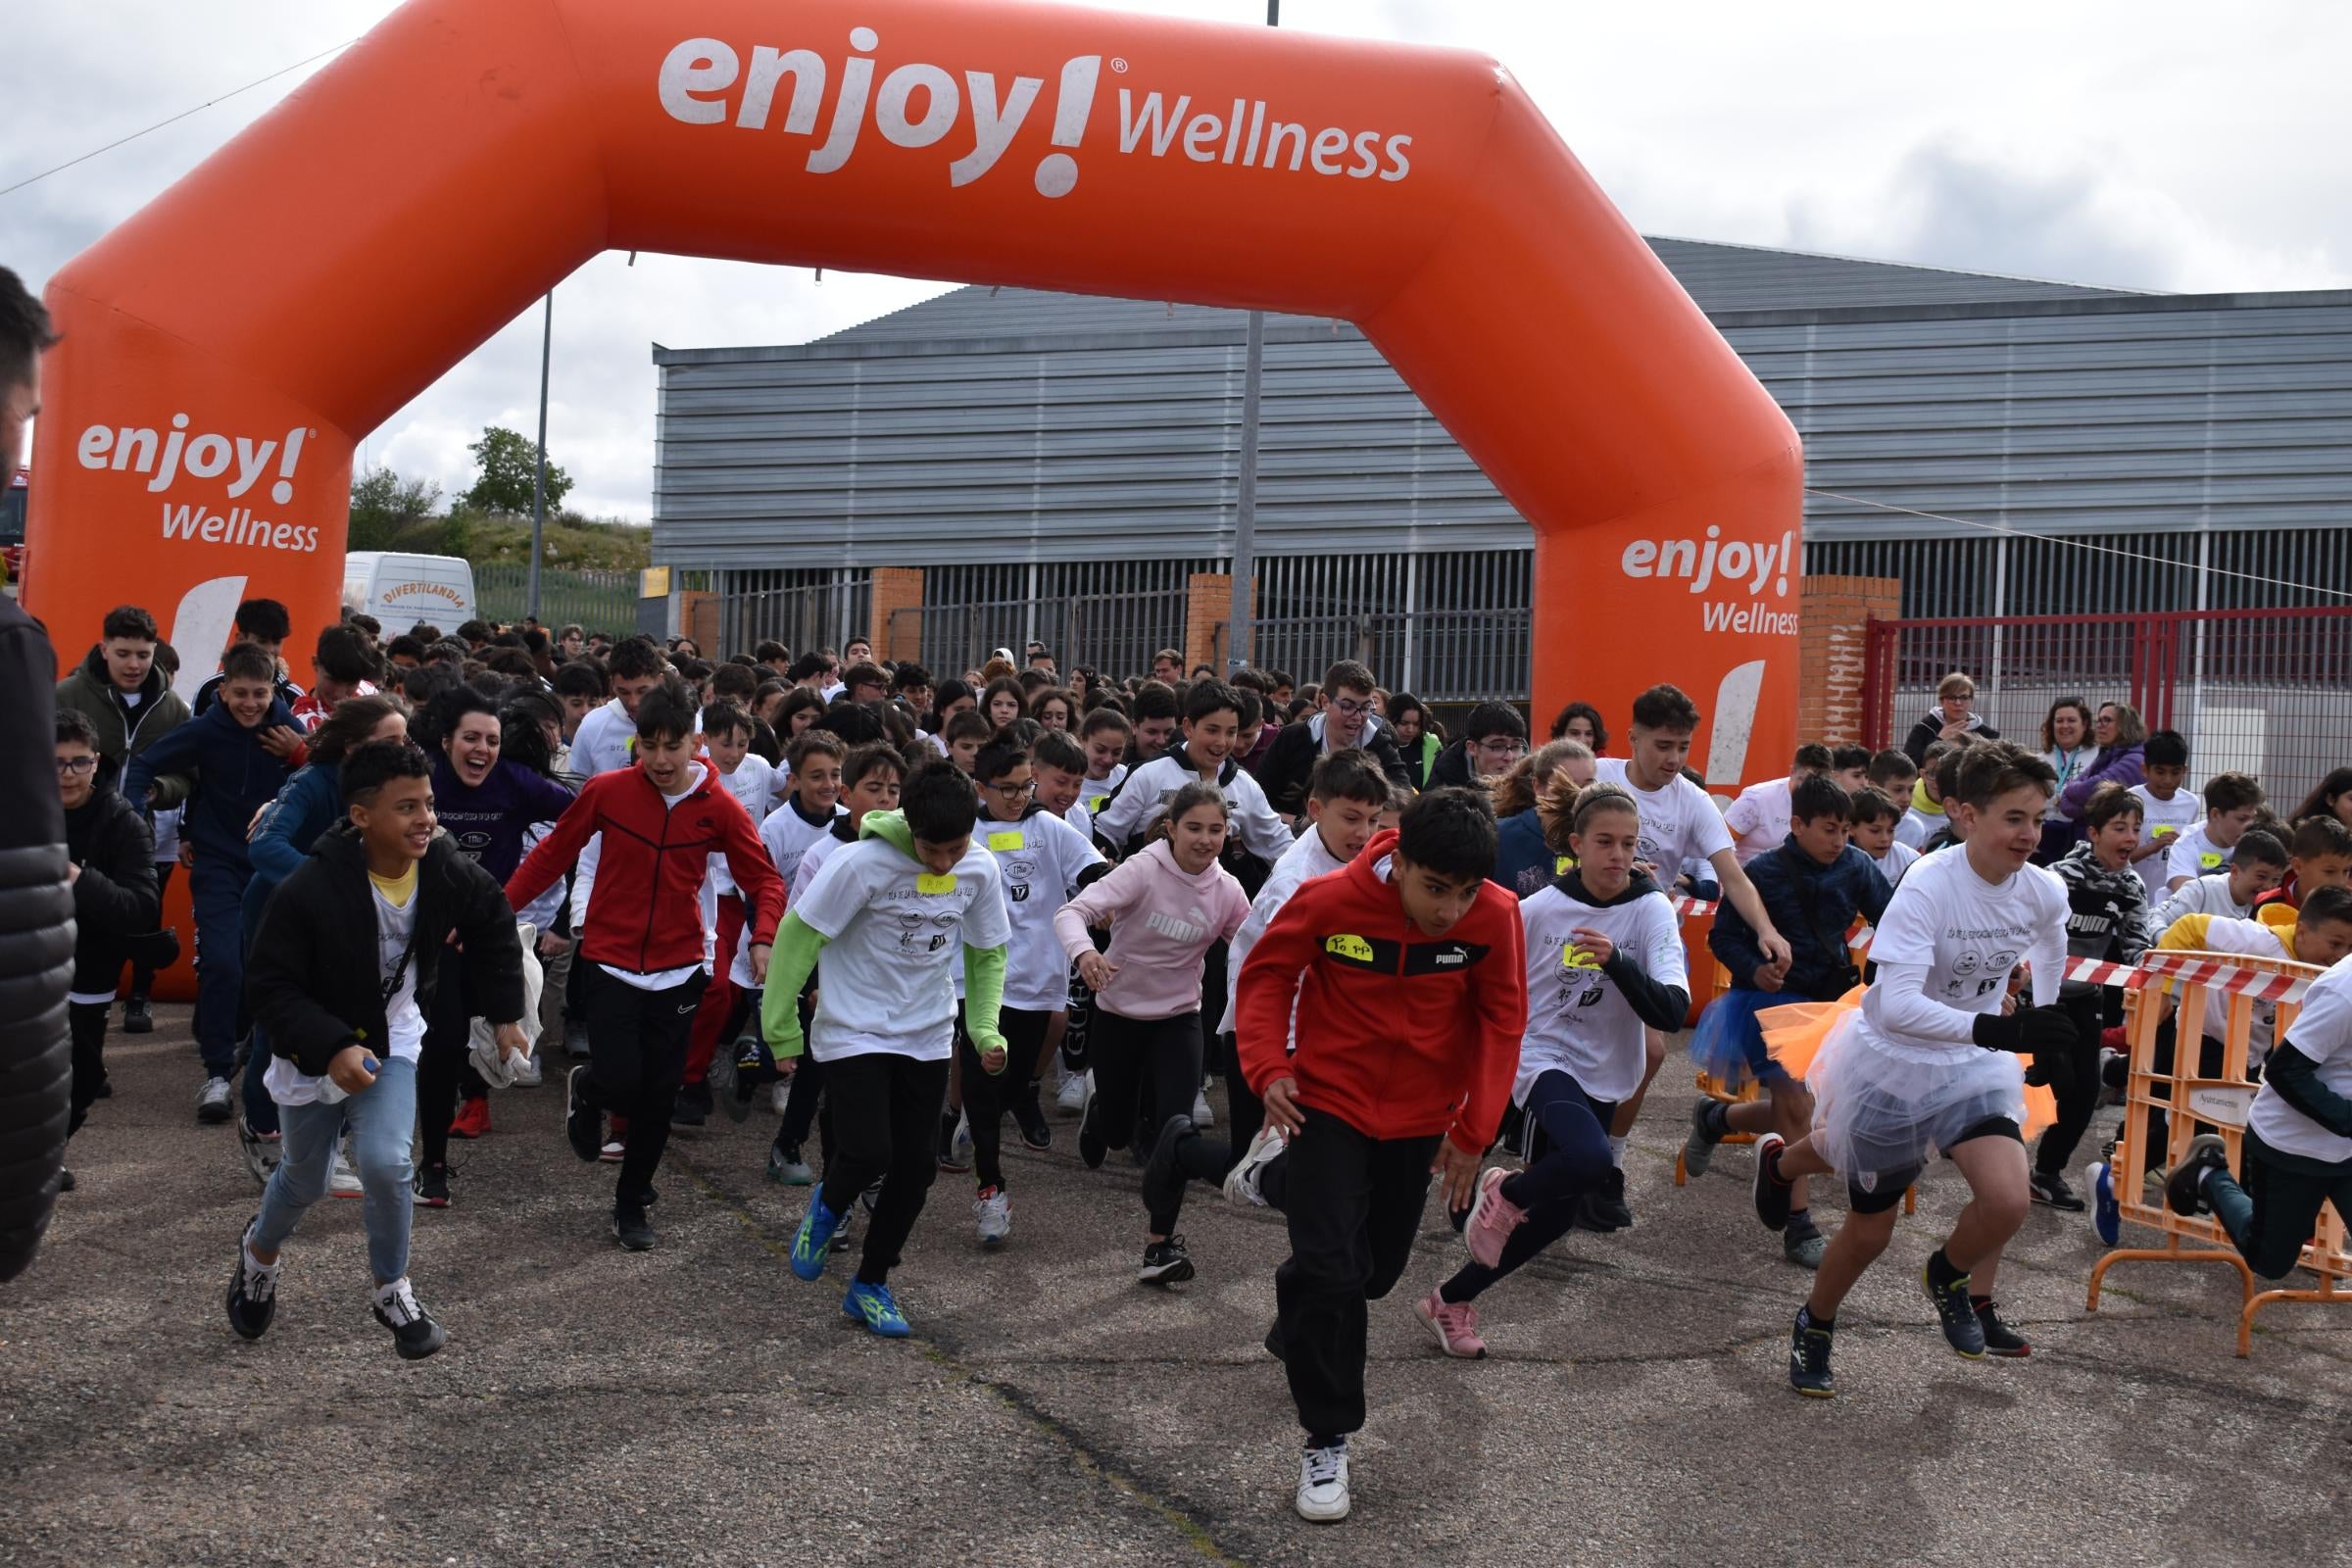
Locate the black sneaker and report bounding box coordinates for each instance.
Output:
[122,996,154,1034]
[1139,1234,1195,1286]
[225,1221,278,1341]
[1012,1081,1052,1151]
[2165,1135,2230,1218]
[1142,1113,1195,1224]
[1752,1133,1792,1233]
[1576,1166,1633,1231]
[565,1065,604,1162]
[1788,1307,1834,1397]
[1921,1256,1986,1358]
[672,1080,711,1129]
[1975,1299,2032,1357]
[612,1203,657,1252]
[94,1075,112,1100]
[2029,1167,2084,1211]
[415,1162,450,1208]
[1078,1078,1106,1170]
[372,1278,448,1360]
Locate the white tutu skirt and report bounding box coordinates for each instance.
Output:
[1804,1011,2029,1197]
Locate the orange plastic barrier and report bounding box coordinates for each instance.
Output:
[2085,951,2350,1354]
[25,0,1798,778]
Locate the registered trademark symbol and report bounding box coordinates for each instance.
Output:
[1110,57,1128,73]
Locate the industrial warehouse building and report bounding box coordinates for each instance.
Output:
[648,238,2352,771]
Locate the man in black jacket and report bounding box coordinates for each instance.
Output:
[229,742,526,1359]
[57,711,159,1177]
[1255,660,1411,820]
[0,266,70,1284]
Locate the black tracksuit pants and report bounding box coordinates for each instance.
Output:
[818,1052,953,1287]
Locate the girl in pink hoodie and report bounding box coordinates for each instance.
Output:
[1055,782,1251,1285]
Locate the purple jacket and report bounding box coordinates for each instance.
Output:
[2059,743,2145,820]
[429,756,578,882]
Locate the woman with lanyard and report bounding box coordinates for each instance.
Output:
[2036,698,2095,864]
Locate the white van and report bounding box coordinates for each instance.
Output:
[343,551,478,636]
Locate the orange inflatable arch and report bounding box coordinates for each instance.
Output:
[29,0,1799,778]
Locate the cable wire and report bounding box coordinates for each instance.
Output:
[1804,487,2351,603]
[0,39,359,199]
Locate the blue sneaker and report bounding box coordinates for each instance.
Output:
[842,1279,912,1338]
[2089,1162,2121,1247]
[791,1191,842,1281]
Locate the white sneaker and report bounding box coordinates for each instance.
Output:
[511,1053,543,1088]
[770,1082,792,1115]
[1193,1085,1215,1129]
[1223,1122,1288,1208]
[599,1139,626,1163]
[1296,1443,1350,1523]
[1055,1070,1089,1113]
[328,1147,363,1199]
[975,1187,1011,1247]
[951,1113,974,1170]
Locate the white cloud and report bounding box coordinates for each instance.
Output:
[3,0,2345,521]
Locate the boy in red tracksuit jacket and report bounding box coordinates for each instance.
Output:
[507,681,785,1250]
[1232,788,1526,1526]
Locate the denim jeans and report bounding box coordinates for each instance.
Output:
[190,857,252,1079]
[252,1056,417,1285]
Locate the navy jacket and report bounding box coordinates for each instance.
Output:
[1710,836,1891,1000]
[123,697,300,868]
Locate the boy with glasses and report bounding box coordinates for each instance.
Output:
[1256,661,1412,820]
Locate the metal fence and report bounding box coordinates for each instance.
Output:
[1864,608,2352,811]
[475,564,637,634]
[890,586,1193,680]
[709,571,872,660]
[1215,606,1534,704]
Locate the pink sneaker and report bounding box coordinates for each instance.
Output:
[1414,1289,1488,1358]
[1462,1166,1526,1268]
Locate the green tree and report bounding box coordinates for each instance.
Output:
[346,466,444,551]
[465,425,571,515]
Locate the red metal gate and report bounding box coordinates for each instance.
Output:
[1864,608,2352,811]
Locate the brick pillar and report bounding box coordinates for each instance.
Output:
[680,591,719,658]
[1798,574,1901,745]
[870,567,924,664]
[1185,572,1240,674]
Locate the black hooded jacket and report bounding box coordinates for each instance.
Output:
[64,761,159,993]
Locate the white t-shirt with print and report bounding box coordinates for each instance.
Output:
[708,755,778,900]
[2166,821,2232,886]
[1854,846,2070,1066]
[1875,840,1922,891]
[2250,954,2352,1164]
[975,810,1102,1011]
[266,870,427,1107]
[728,797,845,987]
[1079,765,1125,811]
[1592,758,1734,874]
[792,836,1010,1064]
[1723,776,1793,866]
[1515,880,1687,1105]
[2129,784,2202,901]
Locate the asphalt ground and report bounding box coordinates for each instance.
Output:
[5,1005,2347,1567]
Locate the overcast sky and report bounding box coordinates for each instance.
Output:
[5,1,2345,521]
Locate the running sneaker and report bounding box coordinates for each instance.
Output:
[1783,1220,1827,1270]
[1413,1289,1488,1359]
[238,1115,282,1186]
[1683,1098,1725,1179]
[1012,1082,1052,1151]
[1921,1257,1987,1358]
[372,1277,448,1360]
[415,1162,450,1208]
[1077,1075,1106,1170]
[328,1148,363,1200]
[2165,1134,2230,1218]
[842,1279,912,1338]
[1788,1307,1834,1397]
[670,1081,711,1129]
[449,1096,492,1140]
[563,1019,592,1058]
[1192,1084,1215,1130]
[975,1186,1011,1248]
[612,1204,656,1252]
[708,1040,747,1123]
[225,1220,278,1341]
[197,1076,234,1124]
[2029,1167,2084,1211]
[1752,1133,1792,1233]
[792,1190,843,1280]
[1462,1167,1526,1268]
[1223,1122,1288,1208]
[1578,1167,1633,1232]
[564,1065,603,1162]
[122,996,154,1035]
[830,1203,858,1254]
[598,1139,625,1164]
[1138,1235,1195,1285]
[1056,1069,1089,1114]
[1141,1113,1195,1224]
[768,1145,815,1185]
[2088,1161,2122,1245]
[2095,1045,2126,1108]
[1975,1299,2032,1357]
[947,1113,974,1172]
[1296,1443,1350,1524]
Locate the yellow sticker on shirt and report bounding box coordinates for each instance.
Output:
[987,830,1025,852]
[2200,853,2225,870]
[1554,854,1576,874]
[1561,944,1600,971]
[1325,934,1374,962]
[916,873,958,895]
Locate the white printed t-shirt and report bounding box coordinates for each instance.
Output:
[1592,758,1734,874]
[975,810,1102,1012]
[1854,847,2069,1065]
[2129,784,2202,901]
[791,836,1009,1064]
[2251,955,2352,1163]
[1516,878,1687,1104]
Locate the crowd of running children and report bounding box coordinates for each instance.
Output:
[49,603,2352,1520]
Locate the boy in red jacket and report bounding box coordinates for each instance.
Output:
[506,681,785,1250]
[1233,788,1526,1525]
